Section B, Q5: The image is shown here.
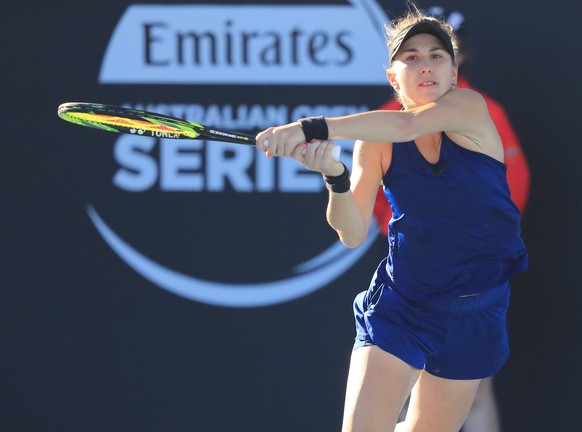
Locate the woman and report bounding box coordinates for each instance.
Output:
[256,11,527,432]
[372,7,530,432]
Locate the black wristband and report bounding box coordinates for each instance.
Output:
[323,163,350,193]
[298,116,329,142]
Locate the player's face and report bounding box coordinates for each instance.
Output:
[389,33,457,108]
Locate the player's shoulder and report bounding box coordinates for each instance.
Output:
[458,80,509,118]
[447,87,486,103]
[440,88,490,117]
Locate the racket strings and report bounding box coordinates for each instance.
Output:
[66,112,200,138]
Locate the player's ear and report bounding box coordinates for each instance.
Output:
[386,69,399,90]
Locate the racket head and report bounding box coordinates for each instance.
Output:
[58,102,204,140]
[57,102,343,158]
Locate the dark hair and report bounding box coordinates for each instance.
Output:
[385,11,458,64]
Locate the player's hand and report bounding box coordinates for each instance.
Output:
[292,140,344,176]
[256,122,306,159]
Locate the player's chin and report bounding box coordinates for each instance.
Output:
[414,90,447,105]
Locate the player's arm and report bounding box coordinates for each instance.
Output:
[326,88,502,159]
[326,140,385,248]
[255,89,500,161]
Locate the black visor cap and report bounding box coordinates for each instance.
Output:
[389,20,455,63]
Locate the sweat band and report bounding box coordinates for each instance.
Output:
[323,163,350,193]
[298,116,329,142]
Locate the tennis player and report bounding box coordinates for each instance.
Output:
[371,6,531,432]
[256,9,527,432]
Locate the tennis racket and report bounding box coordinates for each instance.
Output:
[57,102,341,161]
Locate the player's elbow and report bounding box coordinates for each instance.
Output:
[342,238,364,249]
[338,230,368,249]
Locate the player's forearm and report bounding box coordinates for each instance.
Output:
[326,111,414,143]
[326,192,369,249]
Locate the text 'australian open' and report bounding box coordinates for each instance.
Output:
[144,21,353,66]
[112,103,367,194]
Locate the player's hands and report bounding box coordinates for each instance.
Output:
[256,124,342,176]
[256,122,305,159]
[292,140,344,176]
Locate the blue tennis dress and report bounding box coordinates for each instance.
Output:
[352,133,528,378]
[382,133,527,301]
